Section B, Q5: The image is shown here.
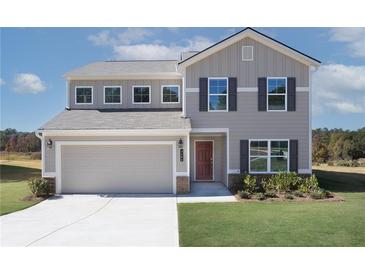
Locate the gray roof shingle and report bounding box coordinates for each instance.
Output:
[39,110,191,130]
[64,60,179,78]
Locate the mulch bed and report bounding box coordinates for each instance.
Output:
[236,193,345,202]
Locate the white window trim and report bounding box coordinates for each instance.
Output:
[248,139,290,174]
[161,85,180,104]
[242,46,254,61]
[267,77,287,112]
[208,77,229,112]
[103,86,122,105]
[193,140,215,181]
[132,85,151,104]
[75,86,93,105]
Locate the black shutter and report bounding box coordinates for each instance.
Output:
[240,140,249,174]
[228,77,237,111]
[258,77,267,111]
[287,77,296,111]
[289,140,298,173]
[199,78,208,111]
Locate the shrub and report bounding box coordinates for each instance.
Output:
[335,160,359,167]
[310,190,326,200]
[293,190,305,197]
[284,193,294,200]
[265,191,278,198]
[255,193,266,201]
[265,172,302,192]
[243,175,257,193]
[237,190,251,199]
[298,175,319,193]
[28,177,49,197]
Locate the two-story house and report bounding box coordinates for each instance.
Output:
[37,28,320,194]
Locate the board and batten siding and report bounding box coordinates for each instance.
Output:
[185,37,309,88]
[69,79,182,109]
[186,92,310,171]
[43,135,187,174]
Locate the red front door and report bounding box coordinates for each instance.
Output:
[195,141,213,181]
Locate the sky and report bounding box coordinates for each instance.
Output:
[1,27,364,132]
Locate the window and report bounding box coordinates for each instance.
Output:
[208,78,228,111]
[133,86,151,104]
[249,140,289,173]
[267,77,287,111]
[75,86,93,104]
[161,85,180,103]
[104,86,122,104]
[242,46,253,61]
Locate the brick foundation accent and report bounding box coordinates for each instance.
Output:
[176,176,190,194]
[45,177,56,194]
[228,174,241,193]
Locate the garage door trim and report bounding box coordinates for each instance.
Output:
[55,141,177,194]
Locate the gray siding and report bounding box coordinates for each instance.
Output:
[186,37,309,88]
[186,92,310,170]
[189,135,227,183]
[69,79,182,109]
[44,135,187,174]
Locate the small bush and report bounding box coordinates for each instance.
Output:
[243,175,257,194]
[284,193,294,200]
[28,177,49,197]
[335,160,359,167]
[293,190,304,197]
[298,175,319,193]
[265,191,278,198]
[265,172,302,192]
[237,190,251,199]
[255,193,266,201]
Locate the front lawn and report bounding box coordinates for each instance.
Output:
[0,163,42,216]
[178,168,365,246]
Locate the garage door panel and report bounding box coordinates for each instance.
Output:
[60,145,173,194]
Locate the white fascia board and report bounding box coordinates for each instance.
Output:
[178,29,320,68]
[65,73,182,81]
[41,129,191,137]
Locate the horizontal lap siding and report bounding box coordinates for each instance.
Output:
[186,92,310,170]
[186,38,309,88]
[69,79,182,109]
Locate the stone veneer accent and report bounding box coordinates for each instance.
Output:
[45,177,56,194]
[176,176,190,194]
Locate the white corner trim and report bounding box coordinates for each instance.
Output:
[55,140,177,195]
[237,87,258,92]
[185,88,199,93]
[297,87,310,92]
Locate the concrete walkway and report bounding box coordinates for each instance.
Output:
[0,195,178,247]
[177,182,237,203]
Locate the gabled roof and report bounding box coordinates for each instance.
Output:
[64,60,180,79]
[39,110,191,130]
[178,27,321,67]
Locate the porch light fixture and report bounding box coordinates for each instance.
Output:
[47,139,53,149]
[178,138,183,148]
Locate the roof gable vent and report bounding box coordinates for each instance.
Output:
[242,46,253,61]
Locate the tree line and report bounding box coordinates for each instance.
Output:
[312,127,365,163]
[0,128,41,153]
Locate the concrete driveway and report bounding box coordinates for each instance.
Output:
[0,195,178,247]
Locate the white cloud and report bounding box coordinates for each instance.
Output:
[113,36,213,60]
[13,73,46,94]
[330,28,365,57]
[0,78,5,86]
[312,64,365,115]
[89,28,213,60]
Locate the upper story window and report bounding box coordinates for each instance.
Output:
[249,140,289,173]
[242,46,253,61]
[267,77,287,111]
[133,85,151,104]
[104,86,122,104]
[161,85,180,104]
[208,78,228,112]
[75,86,93,104]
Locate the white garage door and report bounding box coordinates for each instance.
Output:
[59,144,173,194]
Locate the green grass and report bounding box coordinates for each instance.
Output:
[0,164,42,216]
[178,169,365,247]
